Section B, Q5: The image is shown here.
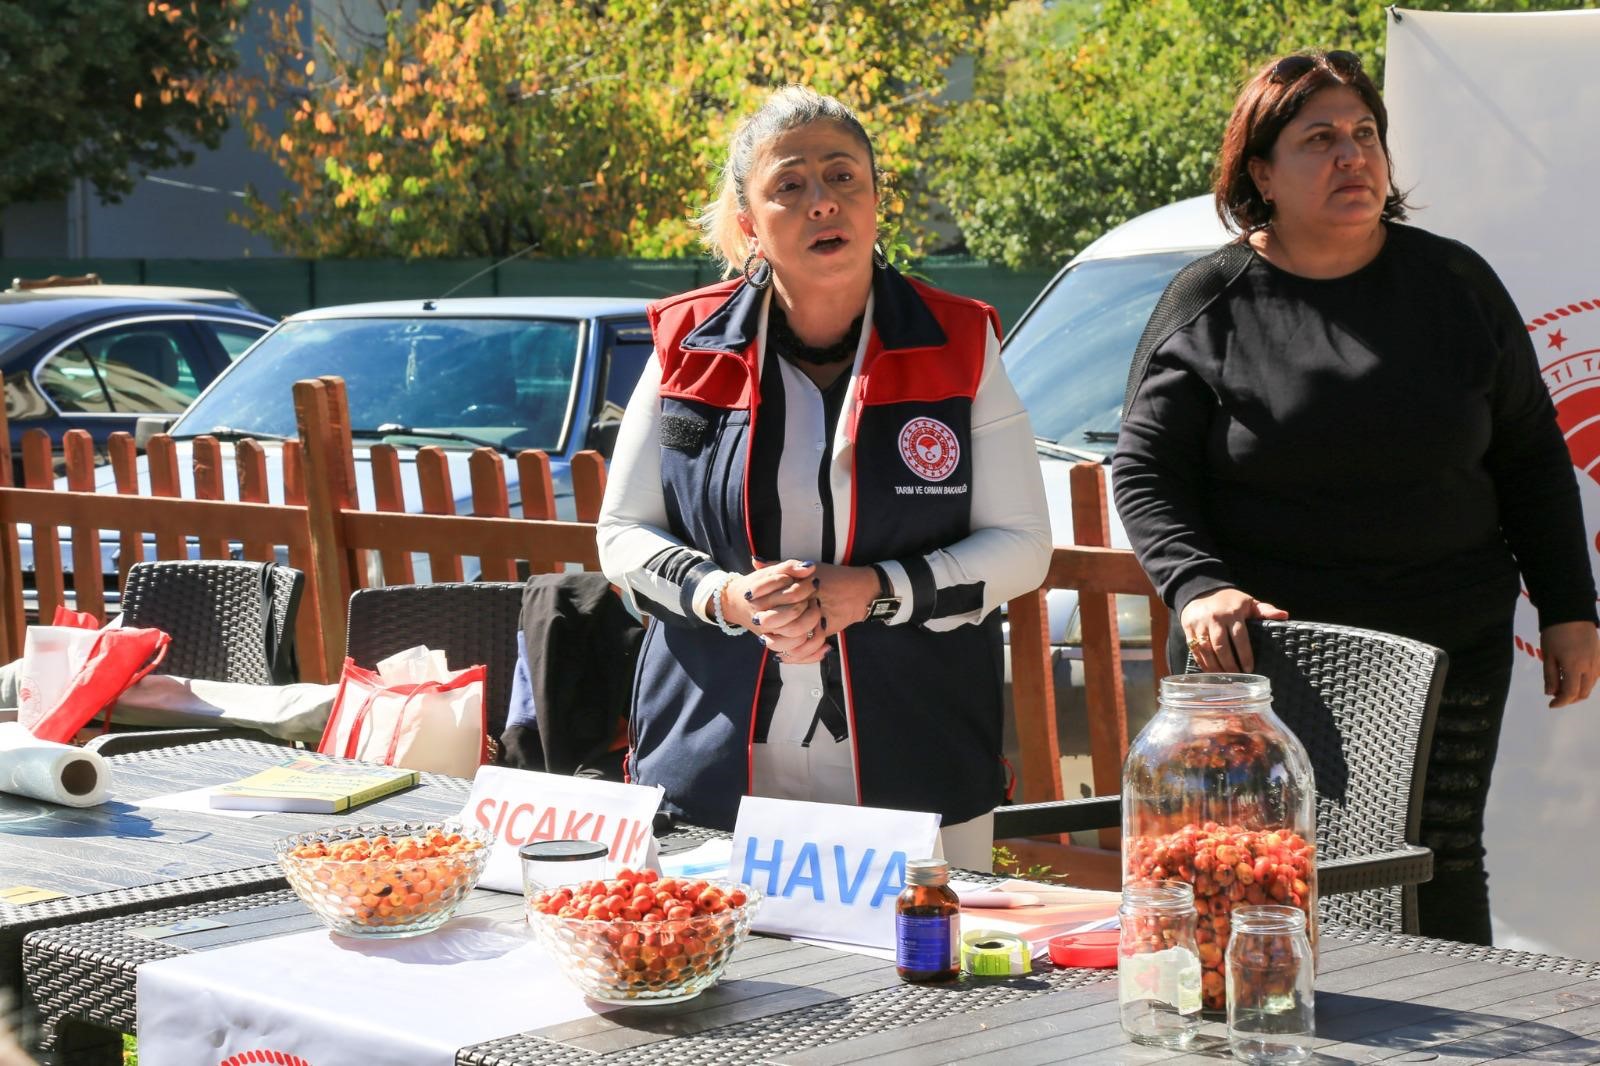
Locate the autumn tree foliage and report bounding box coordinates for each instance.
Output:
[932,0,1597,269]
[0,0,249,210]
[234,1,1003,259]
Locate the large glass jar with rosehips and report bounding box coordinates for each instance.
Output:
[1122,673,1317,1012]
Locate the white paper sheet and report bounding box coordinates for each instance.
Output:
[135,786,266,818]
[137,914,610,1066]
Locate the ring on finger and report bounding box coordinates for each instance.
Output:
[1186,635,1205,651]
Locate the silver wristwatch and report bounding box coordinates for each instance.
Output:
[865,564,902,622]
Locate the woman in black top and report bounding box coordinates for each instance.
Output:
[1113,50,1599,944]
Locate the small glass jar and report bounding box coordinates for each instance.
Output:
[1226,905,1315,1064]
[1123,674,1318,1012]
[1118,879,1202,1048]
[518,839,609,903]
[895,858,960,983]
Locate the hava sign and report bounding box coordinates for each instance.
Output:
[731,795,941,948]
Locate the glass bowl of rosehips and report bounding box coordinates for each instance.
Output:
[524,869,762,1004]
[275,821,492,939]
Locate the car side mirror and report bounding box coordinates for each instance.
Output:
[588,419,621,460]
[134,416,176,450]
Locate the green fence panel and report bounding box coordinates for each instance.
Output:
[311,259,501,309]
[499,258,710,301]
[2,258,148,286]
[141,259,313,319]
[1,256,1057,337]
[915,259,1058,335]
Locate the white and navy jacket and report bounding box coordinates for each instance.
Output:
[597,265,1051,829]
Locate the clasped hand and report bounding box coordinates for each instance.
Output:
[715,560,881,665]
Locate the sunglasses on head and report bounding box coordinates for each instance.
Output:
[1269,50,1362,84]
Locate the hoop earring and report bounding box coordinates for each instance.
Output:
[872,241,889,269]
[742,250,770,290]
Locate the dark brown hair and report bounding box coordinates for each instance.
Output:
[1213,51,1411,234]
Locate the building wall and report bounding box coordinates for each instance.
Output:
[0,0,324,260]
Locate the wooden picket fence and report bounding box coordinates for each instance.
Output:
[0,383,1161,881]
[0,376,609,683]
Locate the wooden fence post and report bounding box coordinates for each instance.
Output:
[146,436,185,561]
[369,444,416,586]
[295,379,354,679]
[1009,588,1064,805]
[415,447,465,583]
[518,451,558,574]
[1069,461,1129,851]
[571,451,607,523]
[469,450,517,582]
[62,431,106,621]
[108,434,143,594]
[0,401,20,661]
[23,431,63,622]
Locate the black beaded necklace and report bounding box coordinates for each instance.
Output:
[767,298,864,367]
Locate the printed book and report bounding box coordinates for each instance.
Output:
[208,757,419,813]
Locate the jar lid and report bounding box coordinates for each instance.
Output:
[1048,930,1118,969]
[517,840,610,862]
[905,858,950,886]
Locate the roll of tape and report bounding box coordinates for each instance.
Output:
[960,929,1032,976]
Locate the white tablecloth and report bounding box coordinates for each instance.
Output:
[137,912,609,1066]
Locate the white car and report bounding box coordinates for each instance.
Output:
[1002,195,1229,789]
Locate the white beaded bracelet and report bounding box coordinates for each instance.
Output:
[707,573,744,636]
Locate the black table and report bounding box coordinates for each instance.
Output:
[0,737,470,1051]
[23,878,1600,1065]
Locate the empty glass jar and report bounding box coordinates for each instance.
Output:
[1118,879,1202,1048]
[1123,674,1317,1012]
[1226,905,1315,1063]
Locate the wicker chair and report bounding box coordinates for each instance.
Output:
[118,560,303,685]
[83,560,305,756]
[994,619,1448,933]
[343,583,525,757]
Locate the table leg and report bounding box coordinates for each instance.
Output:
[37,1018,122,1066]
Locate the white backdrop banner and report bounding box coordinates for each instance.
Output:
[1386,7,1600,960]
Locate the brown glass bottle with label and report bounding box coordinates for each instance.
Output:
[895,858,961,982]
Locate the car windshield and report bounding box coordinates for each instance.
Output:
[174,316,583,453]
[1005,251,1205,454]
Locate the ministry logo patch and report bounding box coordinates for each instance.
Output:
[898,418,960,482]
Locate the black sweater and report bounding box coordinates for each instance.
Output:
[1113,224,1596,642]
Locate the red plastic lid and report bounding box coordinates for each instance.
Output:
[1049,930,1119,969]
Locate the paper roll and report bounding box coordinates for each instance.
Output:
[0,722,109,807]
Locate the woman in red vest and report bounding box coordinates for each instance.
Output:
[597,86,1051,868]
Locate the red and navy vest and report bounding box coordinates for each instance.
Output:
[629,265,1007,830]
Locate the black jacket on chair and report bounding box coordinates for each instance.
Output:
[500,573,642,779]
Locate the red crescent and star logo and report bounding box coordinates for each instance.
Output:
[1520,296,1600,661]
[898,418,960,482]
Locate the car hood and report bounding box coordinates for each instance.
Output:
[1036,451,1145,645]
[1038,452,1132,550]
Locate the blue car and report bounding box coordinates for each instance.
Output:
[1,292,274,480]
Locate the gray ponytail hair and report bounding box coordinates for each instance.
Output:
[699,85,878,277]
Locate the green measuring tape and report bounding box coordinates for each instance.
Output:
[960,930,1032,976]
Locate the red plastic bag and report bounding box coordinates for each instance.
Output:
[51,605,101,629]
[25,627,171,743]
